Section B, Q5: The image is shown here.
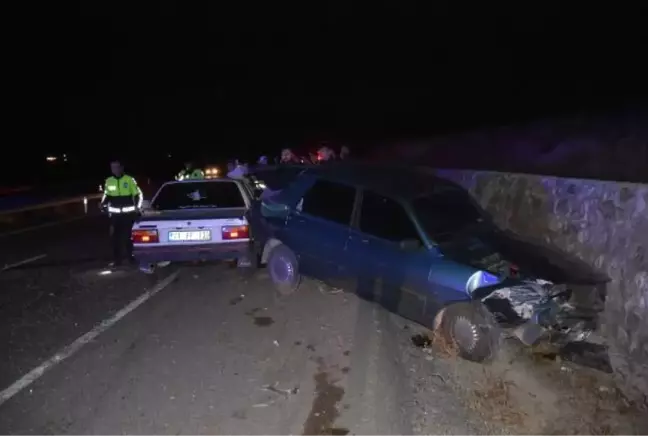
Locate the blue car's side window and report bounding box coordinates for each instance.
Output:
[300,179,356,226]
[359,191,421,244]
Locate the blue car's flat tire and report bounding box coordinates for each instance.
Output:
[267,244,302,296]
[440,301,501,363]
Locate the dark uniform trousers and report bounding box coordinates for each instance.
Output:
[110,212,136,264]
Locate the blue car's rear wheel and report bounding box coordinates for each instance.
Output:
[440,302,501,363]
[267,244,301,296]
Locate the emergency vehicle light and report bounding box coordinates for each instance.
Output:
[132,229,159,244]
[221,225,249,240]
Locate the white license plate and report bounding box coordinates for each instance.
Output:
[168,230,211,242]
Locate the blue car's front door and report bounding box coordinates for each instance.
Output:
[283,178,358,280]
[347,190,434,325]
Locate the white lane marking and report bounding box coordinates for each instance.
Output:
[0,216,90,239]
[1,254,47,272]
[0,270,180,407]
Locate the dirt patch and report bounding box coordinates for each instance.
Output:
[424,334,648,434]
[253,316,274,327]
[414,330,458,360]
[302,359,346,435]
[411,334,432,348]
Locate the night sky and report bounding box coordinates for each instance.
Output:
[8,2,648,183]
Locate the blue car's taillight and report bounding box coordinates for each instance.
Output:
[465,270,500,294]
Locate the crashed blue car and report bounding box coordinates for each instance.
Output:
[254,164,606,363]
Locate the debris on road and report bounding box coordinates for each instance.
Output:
[262,382,299,398]
[317,282,343,295]
[229,295,244,305]
[253,316,274,327]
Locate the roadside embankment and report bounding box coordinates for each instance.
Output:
[0,195,102,236]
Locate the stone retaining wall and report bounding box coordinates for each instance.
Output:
[434,169,648,404]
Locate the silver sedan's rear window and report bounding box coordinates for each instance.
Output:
[153,181,245,210]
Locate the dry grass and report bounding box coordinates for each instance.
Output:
[468,368,527,429]
[429,329,459,358]
[460,361,624,435]
[419,329,648,434]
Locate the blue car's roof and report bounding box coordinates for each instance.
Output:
[298,163,463,200]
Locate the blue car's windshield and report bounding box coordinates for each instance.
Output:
[411,189,485,243]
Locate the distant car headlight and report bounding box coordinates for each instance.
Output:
[466,270,501,294]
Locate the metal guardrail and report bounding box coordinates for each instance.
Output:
[0,193,102,216]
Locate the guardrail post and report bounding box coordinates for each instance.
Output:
[83,197,88,214]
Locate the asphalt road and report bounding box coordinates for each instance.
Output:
[0,216,490,434]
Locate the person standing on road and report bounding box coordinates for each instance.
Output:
[317,145,336,163]
[175,161,204,180]
[227,160,248,179]
[280,148,298,164]
[339,145,350,160]
[100,160,143,267]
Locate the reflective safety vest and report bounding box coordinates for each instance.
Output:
[101,174,143,214]
[176,168,205,180]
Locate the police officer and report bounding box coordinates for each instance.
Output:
[100,160,143,267]
[176,161,205,180]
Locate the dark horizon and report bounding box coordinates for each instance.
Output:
[6,2,648,183]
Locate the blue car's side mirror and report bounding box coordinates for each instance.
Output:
[261,201,290,218]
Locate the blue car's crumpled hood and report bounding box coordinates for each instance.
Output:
[437,229,609,285]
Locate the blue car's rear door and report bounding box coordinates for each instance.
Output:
[283,178,358,280]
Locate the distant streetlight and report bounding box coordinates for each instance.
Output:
[46,156,57,162]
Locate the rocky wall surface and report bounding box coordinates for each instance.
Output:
[434,169,648,404]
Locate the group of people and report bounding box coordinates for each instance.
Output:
[279,145,351,164]
[225,144,352,177]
